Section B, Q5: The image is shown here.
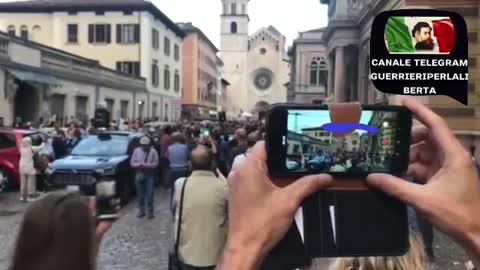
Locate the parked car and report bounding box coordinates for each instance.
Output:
[286,158,301,171]
[0,128,42,192]
[305,154,331,171]
[47,131,147,204]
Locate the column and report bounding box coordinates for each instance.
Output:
[334,46,346,102]
[327,54,334,97]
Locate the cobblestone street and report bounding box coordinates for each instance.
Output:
[0,189,471,270]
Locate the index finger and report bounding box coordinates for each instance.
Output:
[400,96,459,156]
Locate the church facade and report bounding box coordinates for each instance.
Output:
[220,0,289,117]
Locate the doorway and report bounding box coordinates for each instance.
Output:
[14,82,39,124]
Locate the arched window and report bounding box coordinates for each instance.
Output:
[309,57,328,86]
[20,25,28,40]
[32,25,41,41]
[7,25,15,36]
[230,22,237,34]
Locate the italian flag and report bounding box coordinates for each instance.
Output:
[432,18,456,53]
[385,16,415,53]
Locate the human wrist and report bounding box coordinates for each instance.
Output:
[217,236,266,270]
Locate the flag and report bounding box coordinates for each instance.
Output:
[385,16,415,53]
[432,18,456,53]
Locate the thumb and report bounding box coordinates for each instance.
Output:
[367,173,423,206]
[285,174,333,206]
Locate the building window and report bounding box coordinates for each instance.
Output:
[223,4,227,14]
[95,10,105,15]
[260,48,266,55]
[7,25,15,36]
[152,102,158,118]
[469,57,477,68]
[88,24,111,43]
[174,70,180,92]
[120,100,129,118]
[152,28,159,49]
[20,25,28,40]
[105,98,114,114]
[116,24,139,44]
[468,32,478,43]
[68,11,77,15]
[116,61,140,76]
[67,24,78,43]
[164,103,169,122]
[75,96,88,123]
[123,11,133,15]
[164,37,171,56]
[242,4,246,14]
[231,3,237,14]
[174,44,180,61]
[32,25,41,41]
[310,57,328,86]
[152,61,159,87]
[164,66,170,90]
[231,22,237,34]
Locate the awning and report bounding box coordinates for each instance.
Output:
[8,69,60,86]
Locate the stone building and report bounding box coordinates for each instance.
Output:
[288,28,328,104]
[318,0,480,159]
[0,31,146,126]
[220,0,289,117]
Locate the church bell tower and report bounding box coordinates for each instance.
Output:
[220,0,250,114]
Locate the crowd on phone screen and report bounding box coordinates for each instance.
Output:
[6,98,480,270]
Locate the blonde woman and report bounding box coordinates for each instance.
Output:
[19,136,44,202]
[329,231,427,270]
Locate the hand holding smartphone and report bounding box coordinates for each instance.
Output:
[265,103,412,258]
[95,181,119,220]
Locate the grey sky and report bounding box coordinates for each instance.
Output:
[0,0,329,49]
[154,0,329,49]
[288,110,374,134]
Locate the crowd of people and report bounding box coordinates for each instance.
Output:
[4,97,480,270]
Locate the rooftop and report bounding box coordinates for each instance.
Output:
[177,22,219,53]
[0,0,185,38]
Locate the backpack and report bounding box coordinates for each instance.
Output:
[33,152,49,172]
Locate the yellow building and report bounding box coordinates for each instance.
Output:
[0,0,185,121]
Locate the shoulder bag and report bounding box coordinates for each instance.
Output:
[168,177,189,270]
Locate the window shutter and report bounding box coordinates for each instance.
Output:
[106,24,111,43]
[116,24,122,43]
[134,24,140,43]
[116,62,122,72]
[88,24,94,43]
[134,62,140,76]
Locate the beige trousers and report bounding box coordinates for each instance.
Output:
[20,174,36,200]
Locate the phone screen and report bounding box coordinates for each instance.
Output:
[202,129,210,137]
[96,181,118,220]
[266,105,411,177]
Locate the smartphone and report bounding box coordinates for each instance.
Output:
[96,181,118,220]
[201,128,210,137]
[266,104,412,178]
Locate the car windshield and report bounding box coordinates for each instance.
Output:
[71,135,129,156]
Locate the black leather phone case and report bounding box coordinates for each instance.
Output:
[303,190,409,257]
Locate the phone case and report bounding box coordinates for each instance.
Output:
[303,190,409,257]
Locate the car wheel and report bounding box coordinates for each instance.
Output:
[0,167,12,192]
[120,180,131,206]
